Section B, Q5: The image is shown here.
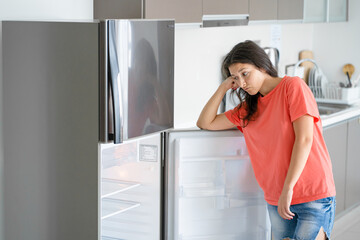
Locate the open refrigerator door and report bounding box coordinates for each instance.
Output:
[100,133,162,240]
[165,129,271,240]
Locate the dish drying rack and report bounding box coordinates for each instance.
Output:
[295,59,360,105]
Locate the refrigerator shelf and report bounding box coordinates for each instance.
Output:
[180,182,263,199]
[101,178,141,199]
[178,230,269,240]
[101,236,123,240]
[101,198,141,220]
[180,185,225,198]
[181,155,250,162]
[179,195,265,208]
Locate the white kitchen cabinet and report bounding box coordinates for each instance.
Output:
[345,117,360,209]
[303,0,327,22]
[323,121,347,215]
[329,0,348,22]
[303,0,348,23]
[248,0,347,22]
[203,0,248,15]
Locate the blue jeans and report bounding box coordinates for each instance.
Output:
[267,197,336,240]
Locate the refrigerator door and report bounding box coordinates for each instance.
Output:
[100,133,162,240]
[165,129,271,240]
[106,19,174,144]
[2,21,99,240]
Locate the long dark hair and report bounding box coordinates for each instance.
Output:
[222,40,278,127]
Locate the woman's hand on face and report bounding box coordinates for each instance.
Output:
[277,188,295,220]
[221,76,238,91]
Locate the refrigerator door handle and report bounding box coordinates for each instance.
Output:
[99,21,108,143]
[108,20,123,144]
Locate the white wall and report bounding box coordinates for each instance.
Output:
[313,0,360,84]
[0,0,93,20]
[0,1,93,240]
[174,23,314,128]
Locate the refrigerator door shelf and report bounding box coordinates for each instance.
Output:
[178,229,270,240]
[101,178,141,198]
[101,198,141,220]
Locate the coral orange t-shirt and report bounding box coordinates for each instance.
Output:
[225,76,336,206]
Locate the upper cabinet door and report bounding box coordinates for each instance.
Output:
[329,0,348,22]
[277,0,304,20]
[145,0,203,23]
[303,0,327,22]
[94,0,142,19]
[249,0,277,21]
[203,0,249,15]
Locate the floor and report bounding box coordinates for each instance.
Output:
[331,204,360,239]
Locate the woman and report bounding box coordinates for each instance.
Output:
[197,40,336,240]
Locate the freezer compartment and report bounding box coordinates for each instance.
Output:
[166,130,271,240]
[100,134,161,240]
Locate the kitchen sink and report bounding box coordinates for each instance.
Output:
[317,103,352,116]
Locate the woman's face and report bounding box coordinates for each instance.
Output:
[228,63,266,95]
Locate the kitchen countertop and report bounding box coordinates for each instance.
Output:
[321,104,360,128]
[185,104,360,131]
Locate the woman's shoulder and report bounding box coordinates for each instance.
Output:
[282,75,308,90]
[283,75,304,84]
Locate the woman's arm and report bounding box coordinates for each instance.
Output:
[197,77,237,130]
[277,114,314,220]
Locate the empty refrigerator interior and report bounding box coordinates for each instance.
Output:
[165,130,271,240]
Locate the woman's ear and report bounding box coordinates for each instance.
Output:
[259,68,267,73]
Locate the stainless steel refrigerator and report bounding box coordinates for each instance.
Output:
[2,19,174,240]
[2,20,270,240]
